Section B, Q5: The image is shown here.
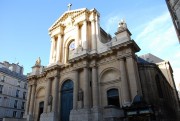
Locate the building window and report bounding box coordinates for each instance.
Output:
[68,40,75,60]
[1,75,5,82]
[23,92,26,99]
[0,85,3,94]
[16,90,20,97]
[17,81,20,87]
[20,112,24,118]
[107,88,120,107]
[13,111,17,117]
[24,83,27,89]
[14,100,18,108]
[22,102,25,109]
[5,110,9,117]
[155,75,163,98]
[0,97,2,106]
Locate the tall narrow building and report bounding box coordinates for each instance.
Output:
[25,7,180,121]
[166,0,180,42]
[0,61,27,120]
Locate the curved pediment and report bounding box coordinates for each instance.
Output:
[49,8,87,32]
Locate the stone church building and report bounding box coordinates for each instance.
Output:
[24,7,180,121]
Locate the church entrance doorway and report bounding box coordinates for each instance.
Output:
[60,80,73,121]
[37,101,44,121]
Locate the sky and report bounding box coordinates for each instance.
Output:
[0,0,179,89]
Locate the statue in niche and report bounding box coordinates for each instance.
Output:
[78,88,83,101]
[48,95,53,106]
[118,19,127,31]
[35,57,41,66]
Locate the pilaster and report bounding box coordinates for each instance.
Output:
[29,84,36,115]
[75,24,80,53]
[126,56,139,100]
[56,34,63,63]
[95,14,100,44]
[24,85,32,116]
[84,67,90,108]
[119,58,131,106]
[92,66,99,107]
[91,19,97,52]
[52,75,59,112]
[49,36,55,64]
[82,21,88,50]
[73,70,79,109]
[44,78,51,113]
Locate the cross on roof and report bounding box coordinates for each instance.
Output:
[68,3,72,11]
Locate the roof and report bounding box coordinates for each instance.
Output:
[139,53,164,63]
[137,57,150,64]
[0,67,27,81]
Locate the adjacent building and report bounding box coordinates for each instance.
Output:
[166,0,180,42]
[0,61,27,120]
[24,7,180,121]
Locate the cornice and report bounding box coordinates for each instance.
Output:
[28,79,36,86]
[110,40,140,53]
[100,79,120,86]
[68,53,89,63]
[44,64,61,73]
[27,75,37,80]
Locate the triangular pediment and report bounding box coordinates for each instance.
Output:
[49,8,87,31]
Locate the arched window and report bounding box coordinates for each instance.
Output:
[155,75,163,98]
[68,40,75,60]
[107,88,120,107]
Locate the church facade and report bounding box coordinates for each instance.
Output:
[24,7,180,121]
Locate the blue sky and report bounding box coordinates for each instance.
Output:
[0,0,179,89]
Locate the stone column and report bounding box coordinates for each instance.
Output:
[126,56,138,100]
[82,21,88,50]
[52,76,59,113]
[25,85,32,115]
[29,84,36,115]
[73,70,78,109]
[75,24,79,53]
[84,67,90,108]
[92,66,99,107]
[91,19,97,52]
[120,58,131,106]
[56,34,62,63]
[49,37,55,64]
[95,15,100,43]
[44,78,51,113]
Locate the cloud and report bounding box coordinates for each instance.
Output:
[135,12,170,41]
[102,11,180,90]
[104,15,121,34]
[134,11,180,90]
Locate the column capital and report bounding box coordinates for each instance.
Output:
[50,36,55,40]
[54,74,60,78]
[90,19,96,22]
[83,20,87,24]
[90,64,97,68]
[117,56,126,61]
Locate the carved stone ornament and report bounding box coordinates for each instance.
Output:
[35,57,41,66]
[118,19,127,31]
[78,88,83,101]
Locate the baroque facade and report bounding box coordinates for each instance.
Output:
[25,8,180,121]
[166,0,180,42]
[0,61,27,120]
